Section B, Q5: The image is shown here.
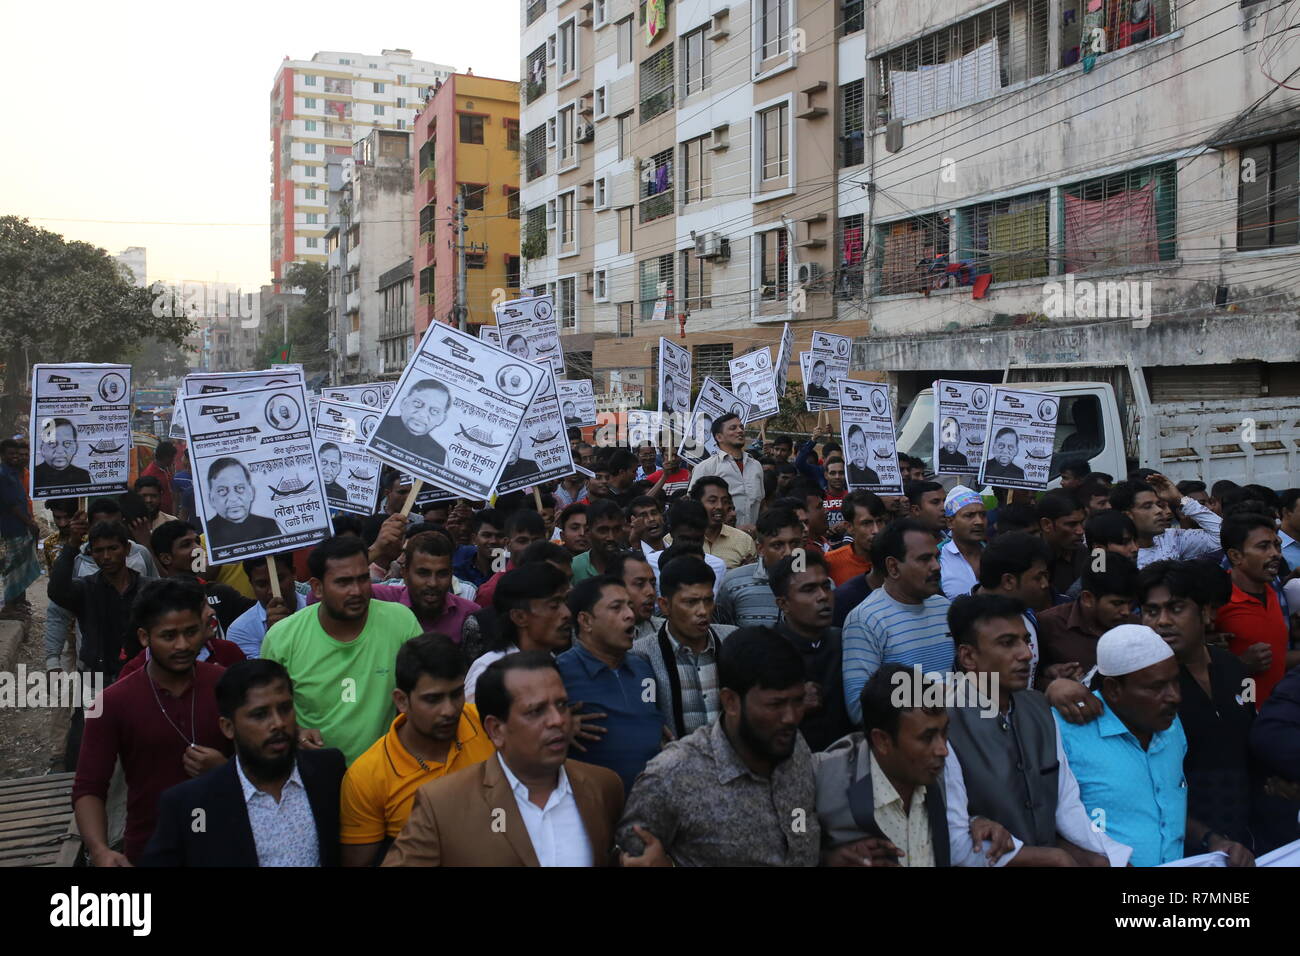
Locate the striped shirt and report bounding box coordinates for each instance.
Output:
[842,587,954,725]
[1137,497,1222,568]
[715,560,780,628]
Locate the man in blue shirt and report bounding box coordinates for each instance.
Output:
[1056,624,1255,867]
[226,554,308,658]
[452,508,504,589]
[557,575,665,792]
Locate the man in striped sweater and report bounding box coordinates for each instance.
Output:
[841,519,953,725]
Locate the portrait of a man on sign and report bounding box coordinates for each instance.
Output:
[33,418,90,492]
[807,360,830,399]
[374,378,451,466]
[205,458,282,548]
[506,334,529,359]
[846,424,880,486]
[562,401,581,426]
[939,416,969,469]
[499,433,541,486]
[984,427,1026,480]
[319,442,347,504]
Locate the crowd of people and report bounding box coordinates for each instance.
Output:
[3,415,1300,868]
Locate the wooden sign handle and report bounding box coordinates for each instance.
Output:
[399,479,424,517]
[267,553,282,601]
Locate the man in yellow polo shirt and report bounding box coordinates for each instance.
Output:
[339,633,495,865]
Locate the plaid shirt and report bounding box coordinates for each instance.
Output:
[668,628,722,736]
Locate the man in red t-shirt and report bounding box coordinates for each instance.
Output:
[646,448,690,499]
[141,440,178,516]
[1216,513,1299,707]
[825,491,886,585]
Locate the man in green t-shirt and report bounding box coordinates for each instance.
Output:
[261,536,422,764]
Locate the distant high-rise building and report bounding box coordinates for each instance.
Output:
[269,49,455,283]
[113,246,147,287]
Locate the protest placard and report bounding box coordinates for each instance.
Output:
[801,330,851,411]
[29,364,133,500]
[728,348,779,423]
[657,337,691,431]
[313,399,385,516]
[168,385,187,439]
[976,387,1061,491]
[774,323,794,398]
[319,382,395,409]
[497,365,575,495]
[365,323,546,500]
[678,377,746,466]
[557,379,597,428]
[626,410,662,450]
[493,294,564,376]
[479,326,502,348]
[183,369,305,398]
[839,379,904,496]
[932,380,992,477]
[181,383,329,566]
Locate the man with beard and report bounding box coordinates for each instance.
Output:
[610,550,662,641]
[33,417,91,492]
[939,486,986,600]
[983,428,1025,481]
[261,536,423,764]
[134,476,177,530]
[845,425,881,486]
[557,576,665,790]
[319,443,347,505]
[72,579,232,866]
[571,499,626,583]
[371,532,479,639]
[1216,513,1299,706]
[373,379,451,467]
[841,519,952,725]
[339,634,495,865]
[938,417,968,470]
[204,458,282,549]
[141,659,347,867]
[1056,625,1255,867]
[618,626,819,866]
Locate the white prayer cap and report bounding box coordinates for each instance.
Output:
[1096,624,1174,677]
[944,485,983,518]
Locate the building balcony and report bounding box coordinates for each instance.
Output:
[420,164,436,183]
[328,247,341,269]
[346,330,360,356]
[639,190,673,224]
[347,246,361,271]
[346,289,360,313]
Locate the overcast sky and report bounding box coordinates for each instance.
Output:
[1,1,520,291]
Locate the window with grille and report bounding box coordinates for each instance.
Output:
[640,45,675,122]
[1062,163,1176,272]
[1238,139,1299,251]
[641,148,674,223]
[759,104,789,182]
[840,0,864,36]
[507,256,521,289]
[681,135,712,204]
[759,0,790,62]
[418,205,435,237]
[467,253,487,269]
[639,254,675,321]
[526,46,548,103]
[558,191,577,252]
[872,0,1050,125]
[693,343,733,388]
[681,249,713,310]
[558,276,578,330]
[526,125,548,181]
[876,214,950,295]
[505,120,520,151]
[760,229,790,300]
[461,184,487,211]
[682,26,711,98]
[525,205,548,258]
[526,0,546,26]
[836,213,866,298]
[1058,0,1171,67]
[419,267,433,296]
[460,114,485,144]
[840,80,864,168]
[960,192,1050,282]
[507,188,521,220]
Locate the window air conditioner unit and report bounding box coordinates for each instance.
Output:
[694,232,729,260]
[797,262,823,285]
[576,123,595,143]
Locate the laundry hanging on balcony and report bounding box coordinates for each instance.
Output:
[888,39,1001,122]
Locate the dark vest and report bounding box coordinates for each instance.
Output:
[947,688,1059,848]
[844,741,951,867]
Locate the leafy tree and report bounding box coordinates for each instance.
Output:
[0,216,194,426]
[255,261,328,377]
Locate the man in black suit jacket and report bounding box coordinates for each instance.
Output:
[141,660,345,867]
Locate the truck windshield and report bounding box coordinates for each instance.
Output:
[895,391,935,472]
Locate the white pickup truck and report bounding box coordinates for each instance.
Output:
[895,360,1300,491]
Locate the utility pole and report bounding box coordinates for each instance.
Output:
[449,186,488,331]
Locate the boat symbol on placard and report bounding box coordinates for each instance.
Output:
[269,474,314,499]
[88,441,125,455]
[455,425,503,449]
[347,467,376,481]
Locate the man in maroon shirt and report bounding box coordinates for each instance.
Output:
[141,440,178,516]
[72,578,232,866]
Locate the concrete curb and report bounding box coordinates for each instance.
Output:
[0,618,27,674]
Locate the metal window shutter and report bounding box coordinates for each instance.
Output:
[1148,364,1264,404]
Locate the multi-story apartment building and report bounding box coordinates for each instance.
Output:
[856,1,1300,412]
[113,247,147,288]
[270,49,455,283]
[412,74,523,337]
[323,129,416,383]
[518,0,870,396]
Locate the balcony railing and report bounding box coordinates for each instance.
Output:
[346,289,360,313]
[640,189,673,224]
[419,164,436,182]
